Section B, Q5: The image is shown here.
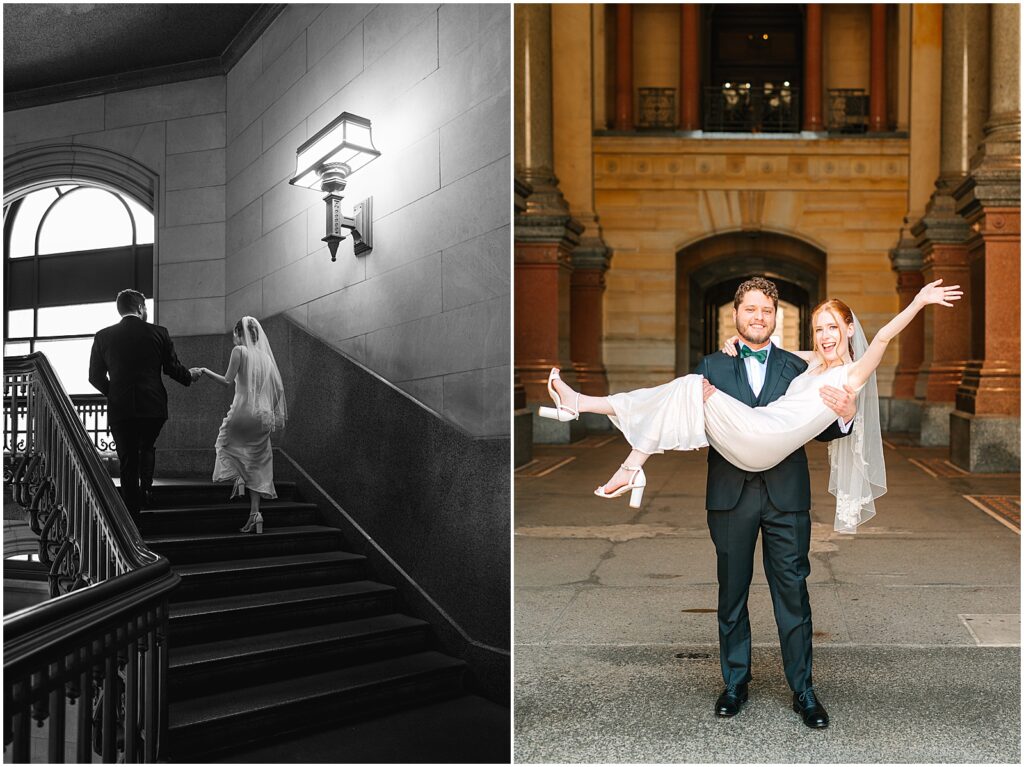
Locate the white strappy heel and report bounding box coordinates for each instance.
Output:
[594,464,647,508]
[538,368,580,422]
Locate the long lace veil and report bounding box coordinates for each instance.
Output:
[828,312,886,533]
[238,316,287,431]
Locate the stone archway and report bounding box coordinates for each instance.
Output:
[675,231,827,374]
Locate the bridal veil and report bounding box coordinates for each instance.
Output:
[828,313,886,533]
[237,316,287,431]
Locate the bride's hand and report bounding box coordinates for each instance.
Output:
[916,278,963,308]
[721,336,741,356]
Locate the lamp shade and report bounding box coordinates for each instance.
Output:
[289,112,381,189]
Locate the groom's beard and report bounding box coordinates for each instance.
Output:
[736,319,775,346]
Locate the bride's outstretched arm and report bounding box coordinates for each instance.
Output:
[849,279,962,389]
[201,345,242,387]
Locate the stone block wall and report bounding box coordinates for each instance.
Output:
[3,78,228,336]
[223,4,511,438]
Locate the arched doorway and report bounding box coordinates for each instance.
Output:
[675,231,826,375]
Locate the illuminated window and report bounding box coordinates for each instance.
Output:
[4,184,155,395]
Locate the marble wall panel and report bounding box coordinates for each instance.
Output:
[439,3,508,65]
[393,377,444,414]
[4,97,105,145]
[159,260,226,301]
[226,199,263,255]
[105,77,224,129]
[367,131,441,220]
[440,91,509,187]
[441,225,509,312]
[261,177,313,234]
[166,149,226,191]
[226,238,268,294]
[227,120,262,181]
[160,223,225,265]
[363,295,508,382]
[165,186,226,227]
[166,113,227,154]
[261,212,310,276]
[225,281,264,329]
[158,296,224,336]
[261,4,324,71]
[73,122,168,176]
[443,364,510,436]
[229,34,305,140]
[307,252,442,341]
[261,250,366,318]
[308,4,374,67]
[363,4,438,66]
[226,38,262,118]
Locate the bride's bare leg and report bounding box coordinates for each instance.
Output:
[600,449,651,493]
[550,375,615,415]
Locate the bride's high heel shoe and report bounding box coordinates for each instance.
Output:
[240,511,264,534]
[594,464,647,509]
[538,368,580,422]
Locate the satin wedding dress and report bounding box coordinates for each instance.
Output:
[607,361,881,533]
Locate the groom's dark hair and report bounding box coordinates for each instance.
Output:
[734,277,779,309]
[116,289,146,316]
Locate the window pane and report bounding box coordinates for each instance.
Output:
[9,188,59,258]
[37,299,155,337]
[5,342,31,357]
[33,338,95,395]
[123,196,155,244]
[38,188,133,254]
[7,309,34,338]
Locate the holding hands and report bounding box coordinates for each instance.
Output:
[189,367,203,383]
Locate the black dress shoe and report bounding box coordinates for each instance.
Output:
[793,687,829,728]
[714,683,748,717]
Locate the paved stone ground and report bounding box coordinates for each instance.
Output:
[514,436,1020,763]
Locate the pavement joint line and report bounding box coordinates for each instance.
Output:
[962,494,1021,534]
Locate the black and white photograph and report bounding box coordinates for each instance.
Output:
[3,3,510,763]
[513,3,1020,763]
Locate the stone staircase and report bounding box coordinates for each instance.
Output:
[138,479,468,761]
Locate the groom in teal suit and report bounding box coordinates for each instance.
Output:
[695,277,855,729]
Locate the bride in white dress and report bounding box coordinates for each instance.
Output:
[541,279,962,531]
[197,317,287,534]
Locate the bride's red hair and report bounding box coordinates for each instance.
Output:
[810,298,856,365]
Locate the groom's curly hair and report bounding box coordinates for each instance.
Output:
[734,277,779,309]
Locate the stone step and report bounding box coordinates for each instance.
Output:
[140,500,319,535]
[146,525,342,564]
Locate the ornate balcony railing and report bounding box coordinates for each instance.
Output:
[5,393,116,456]
[3,353,179,763]
[637,87,677,130]
[827,88,869,133]
[703,84,800,133]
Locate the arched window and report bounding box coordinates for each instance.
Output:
[4,184,155,395]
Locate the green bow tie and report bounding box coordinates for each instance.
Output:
[739,345,768,364]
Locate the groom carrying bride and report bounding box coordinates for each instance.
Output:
[696,277,856,729]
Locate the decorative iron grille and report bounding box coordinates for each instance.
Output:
[703,84,800,132]
[827,89,869,133]
[637,88,677,129]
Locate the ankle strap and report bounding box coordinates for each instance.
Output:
[620,464,643,471]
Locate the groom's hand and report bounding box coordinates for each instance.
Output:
[820,384,856,423]
[702,378,717,402]
[189,367,202,383]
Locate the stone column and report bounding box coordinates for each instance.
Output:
[514,3,584,444]
[802,4,823,132]
[614,4,633,131]
[910,4,986,446]
[552,4,613,419]
[513,178,533,467]
[869,4,888,132]
[950,3,1020,472]
[679,4,700,131]
[887,242,924,432]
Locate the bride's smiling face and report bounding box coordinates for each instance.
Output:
[813,309,854,364]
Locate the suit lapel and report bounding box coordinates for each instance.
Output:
[756,343,786,405]
[734,354,757,407]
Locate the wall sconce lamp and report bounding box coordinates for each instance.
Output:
[289,112,381,261]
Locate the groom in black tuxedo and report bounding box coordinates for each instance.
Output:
[695,277,855,729]
[88,289,199,524]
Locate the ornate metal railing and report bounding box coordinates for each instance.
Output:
[3,353,179,762]
[637,87,676,129]
[703,84,800,133]
[827,88,869,133]
[5,394,116,455]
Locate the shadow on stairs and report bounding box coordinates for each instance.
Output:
[131,477,509,763]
